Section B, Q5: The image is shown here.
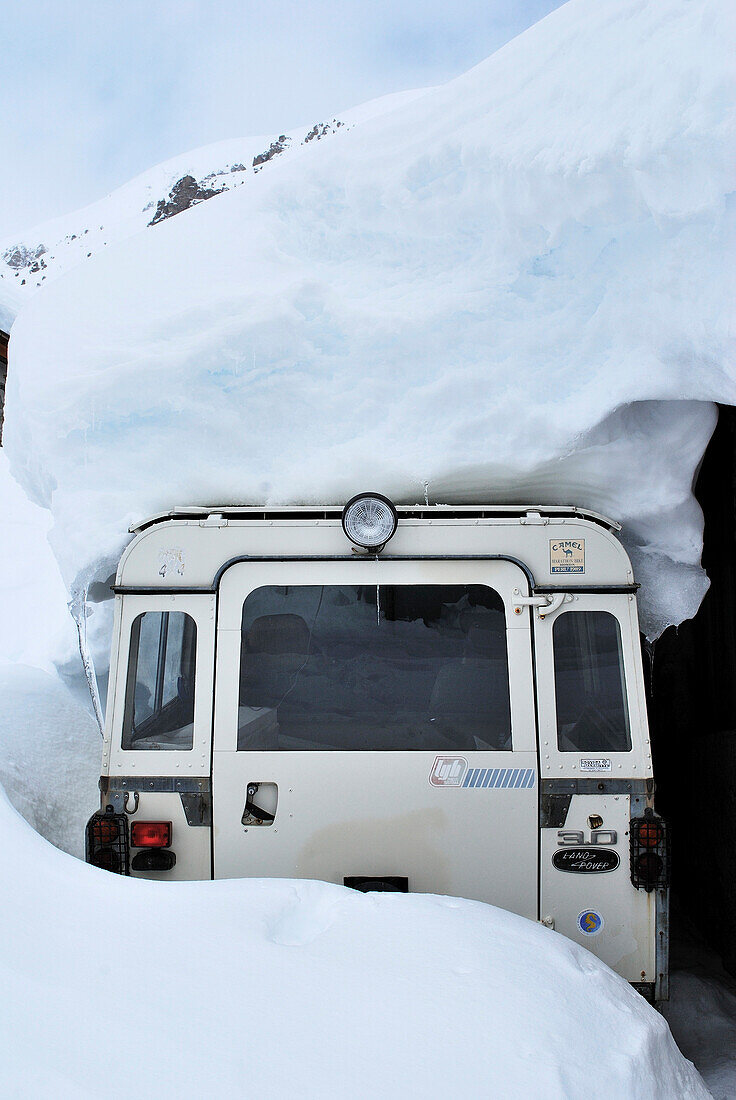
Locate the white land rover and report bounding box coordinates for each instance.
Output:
[86,494,669,1002]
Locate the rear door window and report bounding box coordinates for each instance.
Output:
[122,611,197,750]
[553,610,631,752]
[238,584,511,751]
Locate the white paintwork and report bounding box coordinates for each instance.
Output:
[540,793,655,985]
[212,558,537,914]
[533,592,656,987]
[97,504,660,991]
[125,791,211,882]
[534,592,653,780]
[115,509,631,592]
[104,593,215,780]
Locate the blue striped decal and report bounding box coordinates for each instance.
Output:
[462,767,536,789]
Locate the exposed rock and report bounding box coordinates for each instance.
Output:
[148,175,224,227]
[3,243,46,270]
[253,136,291,169]
[200,170,229,187]
[304,120,344,143]
[230,163,247,173]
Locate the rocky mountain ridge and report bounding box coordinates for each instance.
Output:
[0,117,348,310]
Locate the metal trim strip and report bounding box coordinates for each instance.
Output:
[541,778,650,795]
[112,553,539,595]
[101,776,211,793]
[535,584,640,594]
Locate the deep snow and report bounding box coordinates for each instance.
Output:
[0,656,730,1098]
[0,663,99,858]
[0,778,710,1100]
[666,969,736,1100]
[0,453,76,669]
[1,0,733,653]
[0,0,733,1094]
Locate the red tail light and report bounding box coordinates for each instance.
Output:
[85,810,129,875]
[638,821,664,848]
[92,818,120,845]
[630,809,668,892]
[131,821,172,848]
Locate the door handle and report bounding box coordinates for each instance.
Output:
[244,799,275,824]
[511,589,573,619]
[242,782,277,826]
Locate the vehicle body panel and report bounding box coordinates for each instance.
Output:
[92,504,665,997]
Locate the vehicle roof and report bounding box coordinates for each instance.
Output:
[130,503,621,534]
[115,502,634,592]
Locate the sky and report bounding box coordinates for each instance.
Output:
[1,0,565,239]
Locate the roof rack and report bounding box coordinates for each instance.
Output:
[130,503,620,535]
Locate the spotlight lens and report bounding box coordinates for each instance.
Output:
[342,494,398,549]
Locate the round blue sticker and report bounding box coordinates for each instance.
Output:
[578,909,604,936]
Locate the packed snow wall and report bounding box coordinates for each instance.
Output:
[3,0,734,652]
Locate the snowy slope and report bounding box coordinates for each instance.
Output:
[0,781,708,1100]
[0,89,430,313]
[4,0,734,647]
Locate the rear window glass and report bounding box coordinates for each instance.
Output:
[122,611,197,750]
[238,584,511,751]
[553,611,631,753]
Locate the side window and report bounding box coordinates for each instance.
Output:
[122,611,197,750]
[553,611,631,753]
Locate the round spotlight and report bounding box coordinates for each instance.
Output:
[342,493,398,551]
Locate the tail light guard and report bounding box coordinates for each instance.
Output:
[630,807,669,892]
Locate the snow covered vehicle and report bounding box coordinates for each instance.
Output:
[86,494,669,1001]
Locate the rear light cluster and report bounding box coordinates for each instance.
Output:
[130,821,176,873]
[630,809,669,892]
[131,821,171,848]
[85,810,130,875]
[85,813,177,873]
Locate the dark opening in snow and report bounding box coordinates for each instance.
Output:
[646,403,736,976]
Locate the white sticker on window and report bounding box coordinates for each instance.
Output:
[550,539,585,574]
[579,757,612,773]
[159,548,185,578]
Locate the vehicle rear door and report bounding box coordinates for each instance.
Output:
[212,558,539,915]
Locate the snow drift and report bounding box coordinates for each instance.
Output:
[0,782,708,1100]
[0,454,77,668]
[4,0,735,644]
[665,969,736,1100]
[0,663,99,857]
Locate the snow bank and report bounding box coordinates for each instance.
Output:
[0,783,708,1100]
[0,453,76,669]
[666,970,736,1100]
[4,0,734,642]
[0,281,18,332]
[0,664,99,857]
